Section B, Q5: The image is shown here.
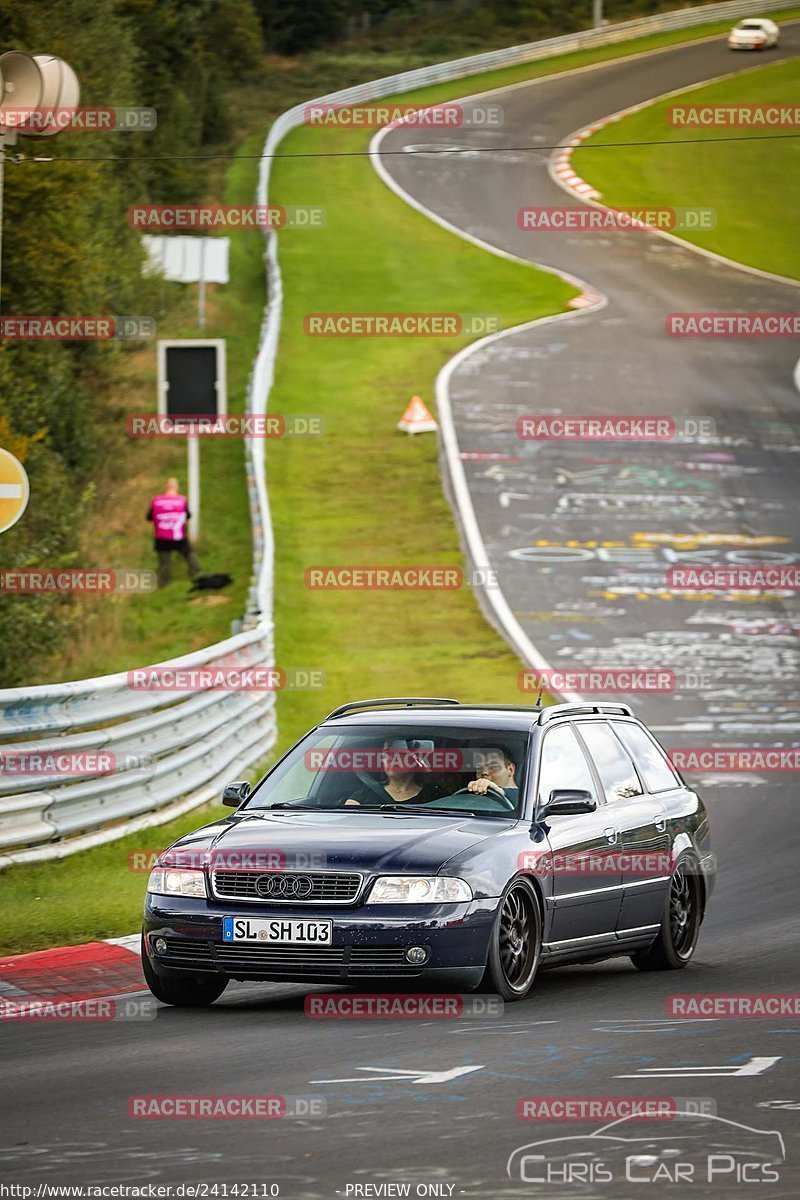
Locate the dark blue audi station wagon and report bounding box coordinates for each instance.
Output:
[142,698,714,1005]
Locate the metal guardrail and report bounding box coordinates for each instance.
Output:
[0,627,276,864]
[0,0,783,865]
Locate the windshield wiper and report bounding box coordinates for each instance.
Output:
[250,803,395,813]
[376,804,475,815]
[252,802,318,811]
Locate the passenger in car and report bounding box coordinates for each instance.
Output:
[343,739,438,806]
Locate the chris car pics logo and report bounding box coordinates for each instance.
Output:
[507,1111,784,1186]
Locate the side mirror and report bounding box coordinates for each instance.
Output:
[222,780,251,808]
[540,788,597,817]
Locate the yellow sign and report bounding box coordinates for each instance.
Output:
[0,448,30,533]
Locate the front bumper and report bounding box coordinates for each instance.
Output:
[144,893,497,988]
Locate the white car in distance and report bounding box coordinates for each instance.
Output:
[727,17,780,49]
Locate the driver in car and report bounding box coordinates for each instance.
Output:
[466,746,518,803]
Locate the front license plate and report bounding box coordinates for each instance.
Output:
[222,916,333,945]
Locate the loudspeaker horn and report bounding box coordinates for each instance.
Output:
[0,52,44,134]
[28,55,81,136]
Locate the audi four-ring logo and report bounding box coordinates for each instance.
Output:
[255,873,315,898]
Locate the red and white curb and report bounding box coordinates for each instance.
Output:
[550,132,606,311]
[551,126,605,202]
[549,73,800,291]
[0,933,144,1006]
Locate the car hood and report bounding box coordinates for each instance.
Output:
[163,809,507,875]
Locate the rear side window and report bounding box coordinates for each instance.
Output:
[575,721,643,803]
[614,722,680,794]
[537,724,600,809]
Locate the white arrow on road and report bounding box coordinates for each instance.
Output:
[499,491,532,507]
[617,1056,781,1079]
[310,1065,483,1085]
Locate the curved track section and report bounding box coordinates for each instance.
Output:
[1,30,799,1200]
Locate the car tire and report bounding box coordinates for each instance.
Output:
[141,935,228,1007]
[631,858,701,972]
[480,878,541,1001]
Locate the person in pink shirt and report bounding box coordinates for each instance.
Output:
[147,477,200,587]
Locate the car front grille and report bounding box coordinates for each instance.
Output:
[156,937,422,979]
[216,944,347,977]
[210,870,363,904]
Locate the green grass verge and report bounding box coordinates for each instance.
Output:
[572,56,800,280]
[6,9,800,954]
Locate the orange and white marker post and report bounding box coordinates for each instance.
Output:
[0,448,30,533]
[397,395,437,435]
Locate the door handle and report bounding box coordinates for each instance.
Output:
[655,817,667,832]
[604,826,618,845]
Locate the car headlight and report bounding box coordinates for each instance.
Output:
[368,875,472,904]
[147,866,206,898]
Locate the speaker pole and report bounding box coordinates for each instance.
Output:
[187,431,200,543]
[0,52,80,317]
[0,126,16,316]
[0,132,5,318]
[198,236,206,330]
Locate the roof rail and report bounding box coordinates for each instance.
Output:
[325,697,460,721]
[449,704,543,714]
[537,702,634,725]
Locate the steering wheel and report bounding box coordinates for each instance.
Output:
[450,782,516,811]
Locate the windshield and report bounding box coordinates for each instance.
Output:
[738,21,763,28]
[244,723,530,817]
